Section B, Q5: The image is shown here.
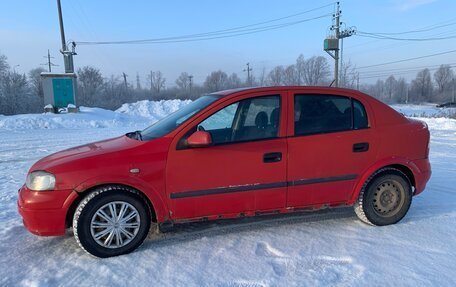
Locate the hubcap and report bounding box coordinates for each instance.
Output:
[90,201,140,249]
[372,180,404,217]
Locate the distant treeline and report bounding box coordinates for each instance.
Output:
[0,52,454,115]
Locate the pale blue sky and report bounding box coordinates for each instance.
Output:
[1,0,455,85]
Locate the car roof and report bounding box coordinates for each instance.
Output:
[212,86,364,97]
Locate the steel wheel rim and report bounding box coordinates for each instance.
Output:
[372,180,405,217]
[90,201,141,249]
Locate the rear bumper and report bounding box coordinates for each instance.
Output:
[411,158,431,196]
[17,185,76,236]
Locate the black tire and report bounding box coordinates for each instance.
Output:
[73,186,151,258]
[354,168,412,226]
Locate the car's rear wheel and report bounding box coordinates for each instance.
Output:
[73,186,151,258]
[354,168,412,226]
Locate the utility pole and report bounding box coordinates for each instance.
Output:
[122,72,128,89]
[136,73,141,90]
[150,71,153,93]
[323,2,355,87]
[356,72,360,90]
[56,0,76,73]
[406,87,409,104]
[41,50,58,72]
[244,63,253,86]
[188,75,193,93]
[452,78,455,103]
[334,5,340,87]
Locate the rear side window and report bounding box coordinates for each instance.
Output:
[294,95,352,136]
[353,99,368,129]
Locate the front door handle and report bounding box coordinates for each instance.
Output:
[263,152,282,163]
[353,142,369,153]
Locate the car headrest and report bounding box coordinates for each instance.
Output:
[270,108,280,127]
[255,111,268,129]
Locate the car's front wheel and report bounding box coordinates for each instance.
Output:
[354,168,412,226]
[73,186,151,258]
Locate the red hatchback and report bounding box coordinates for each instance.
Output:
[18,87,431,257]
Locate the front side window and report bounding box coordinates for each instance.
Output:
[294,94,352,136]
[198,96,281,145]
[140,95,220,140]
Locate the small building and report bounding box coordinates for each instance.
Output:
[41,73,77,110]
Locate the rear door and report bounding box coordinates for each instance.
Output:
[167,91,288,220]
[286,91,378,208]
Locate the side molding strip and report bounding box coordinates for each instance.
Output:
[170,174,357,199]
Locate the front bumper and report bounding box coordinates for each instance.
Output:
[17,185,76,236]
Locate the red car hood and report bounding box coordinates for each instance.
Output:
[31,135,143,172]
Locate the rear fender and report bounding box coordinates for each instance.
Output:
[348,157,420,204]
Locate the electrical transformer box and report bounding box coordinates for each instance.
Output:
[324,38,339,51]
[41,73,77,109]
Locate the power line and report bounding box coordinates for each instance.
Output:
[357,49,456,69]
[356,31,456,41]
[361,62,456,75]
[360,21,456,36]
[359,64,456,79]
[75,3,334,45]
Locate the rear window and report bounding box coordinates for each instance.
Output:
[294,95,369,136]
[353,99,368,129]
[294,95,352,136]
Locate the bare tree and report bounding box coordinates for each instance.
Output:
[0,54,9,76]
[227,73,242,89]
[28,67,46,104]
[434,65,453,93]
[77,66,104,106]
[175,72,190,90]
[257,66,268,87]
[384,75,397,103]
[302,56,330,85]
[339,61,357,88]
[395,77,408,103]
[295,54,305,85]
[204,70,228,92]
[411,68,433,103]
[0,71,29,114]
[283,65,299,85]
[148,71,166,94]
[268,66,284,86]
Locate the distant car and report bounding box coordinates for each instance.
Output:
[436,102,456,108]
[18,87,431,257]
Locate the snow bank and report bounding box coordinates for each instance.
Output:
[0,100,191,130]
[116,99,191,120]
[391,103,456,118]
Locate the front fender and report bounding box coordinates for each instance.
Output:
[73,174,170,222]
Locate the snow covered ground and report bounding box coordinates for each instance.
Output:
[0,101,455,286]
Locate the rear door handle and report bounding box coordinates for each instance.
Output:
[353,142,369,153]
[263,152,282,163]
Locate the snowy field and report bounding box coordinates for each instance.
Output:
[0,101,455,286]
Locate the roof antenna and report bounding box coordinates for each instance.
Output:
[329,79,336,87]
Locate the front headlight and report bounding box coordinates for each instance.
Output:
[26,171,56,191]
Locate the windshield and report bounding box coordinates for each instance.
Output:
[140,95,220,140]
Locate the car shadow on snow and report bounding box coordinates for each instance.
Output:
[142,207,357,249]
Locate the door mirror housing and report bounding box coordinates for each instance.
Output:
[187,131,212,148]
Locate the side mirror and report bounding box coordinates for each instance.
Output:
[187,130,212,148]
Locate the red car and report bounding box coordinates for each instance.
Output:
[18,87,431,257]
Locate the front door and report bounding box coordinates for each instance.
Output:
[167,92,288,220]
